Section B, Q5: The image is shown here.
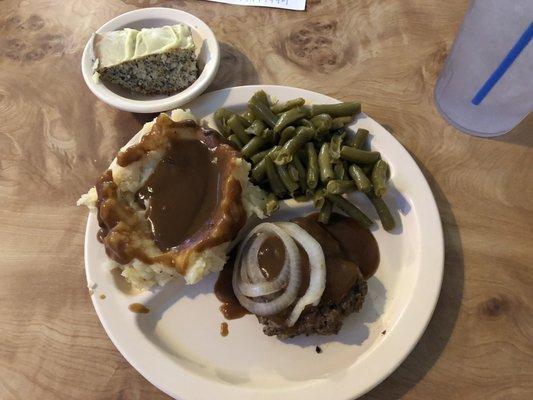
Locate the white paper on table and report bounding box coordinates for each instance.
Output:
[204,0,306,11]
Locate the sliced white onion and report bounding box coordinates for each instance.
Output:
[244,233,268,283]
[239,234,260,283]
[275,222,326,327]
[232,223,301,316]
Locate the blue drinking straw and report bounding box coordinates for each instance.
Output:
[471,22,533,105]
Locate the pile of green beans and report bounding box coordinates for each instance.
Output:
[214,90,396,231]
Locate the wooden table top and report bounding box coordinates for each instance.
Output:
[1,0,532,399]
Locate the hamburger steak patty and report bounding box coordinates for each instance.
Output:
[258,274,368,339]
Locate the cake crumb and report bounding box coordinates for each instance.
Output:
[315,346,322,354]
[100,294,106,299]
[381,330,387,335]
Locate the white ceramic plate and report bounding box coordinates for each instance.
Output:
[81,8,220,113]
[84,85,443,400]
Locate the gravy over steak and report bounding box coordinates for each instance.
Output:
[214,213,380,326]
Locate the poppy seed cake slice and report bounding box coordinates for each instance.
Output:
[93,24,198,95]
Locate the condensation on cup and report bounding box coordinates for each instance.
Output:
[434,0,533,137]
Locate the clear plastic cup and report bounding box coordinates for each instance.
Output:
[434,0,533,137]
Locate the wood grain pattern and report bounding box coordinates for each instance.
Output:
[0,0,532,399]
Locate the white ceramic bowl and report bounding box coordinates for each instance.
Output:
[81,8,220,113]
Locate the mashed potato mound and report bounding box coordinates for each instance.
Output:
[78,109,266,290]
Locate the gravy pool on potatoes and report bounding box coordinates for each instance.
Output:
[95,117,246,270]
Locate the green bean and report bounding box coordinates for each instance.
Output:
[279,126,297,145]
[287,163,299,182]
[334,160,349,180]
[248,94,278,128]
[216,108,250,127]
[265,193,279,215]
[265,156,287,197]
[274,126,314,165]
[313,189,326,209]
[241,135,268,158]
[331,116,354,130]
[306,142,319,190]
[214,109,232,137]
[294,193,313,203]
[367,192,395,231]
[329,132,345,159]
[296,148,307,164]
[348,164,372,193]
[318,143,335,183]
[273,107,309,133]
[227,115,251,144]
[326,180,356,194]
[271,98,305,114]
[299,118,314,128]
[371,159,389,197]
[250,148,270,165]
[350,128,369,149]
[311,102,361,117]
[291,155,308,192]
[242,109,255,124]
[318,199,333,224]
[310,114,333,133]
[251,146,280,182]
[325,193,373,228]
[276,163,299,195]
[245,119,267,136]
[340,146,380,164]
[254,90,270,106]
[227,134,243,149]
[362,164,374,176]
[262,129,279,146]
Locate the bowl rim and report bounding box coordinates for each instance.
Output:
[80,7,220,113]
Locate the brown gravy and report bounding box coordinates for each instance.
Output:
[128,303,150,314]
[214,213,380,321]
[325,213,380,280]
[214,253,250,320]
[257,236,286,280]
[220,322,229,337]
[94,115,247,276]
[135,139,219,251]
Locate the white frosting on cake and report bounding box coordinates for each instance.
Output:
[93,24,195,70]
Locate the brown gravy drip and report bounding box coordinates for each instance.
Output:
[94,115,247,276]
[220,322,229,337]
[214,213,380,323]
[128,303,150,313]
[214,252,250,320]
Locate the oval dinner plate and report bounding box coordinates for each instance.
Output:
[84,85,444,400]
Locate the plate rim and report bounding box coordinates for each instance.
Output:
[85,84,444,400]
